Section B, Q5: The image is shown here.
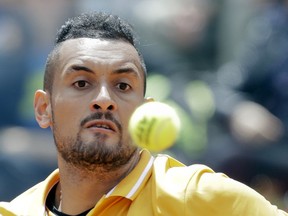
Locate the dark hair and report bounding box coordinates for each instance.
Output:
[44,12,146,94]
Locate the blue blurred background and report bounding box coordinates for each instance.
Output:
[1,0,288,210]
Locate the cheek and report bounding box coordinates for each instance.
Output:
[52,97,84,132]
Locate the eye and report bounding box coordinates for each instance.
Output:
[73,80,90,89]
[117,82,131,91]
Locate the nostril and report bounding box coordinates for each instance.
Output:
[107,105,114,110]
[93,104,101,109]
[92,104,114,110]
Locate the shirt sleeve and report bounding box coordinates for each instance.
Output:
[0,203,17,216]
[185,165,288,216]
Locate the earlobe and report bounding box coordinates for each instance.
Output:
[34,90,52,128]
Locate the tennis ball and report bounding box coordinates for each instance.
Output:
[129,101,180,152]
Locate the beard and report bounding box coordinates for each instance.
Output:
[52,112,137,172]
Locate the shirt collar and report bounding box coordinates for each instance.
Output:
[41,149,154,210]
[106,149,154,200]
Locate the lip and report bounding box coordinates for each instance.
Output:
[83,119,118,133]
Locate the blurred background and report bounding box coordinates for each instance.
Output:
[0,0,288,210]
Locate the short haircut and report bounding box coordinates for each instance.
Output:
[44,12,147,95]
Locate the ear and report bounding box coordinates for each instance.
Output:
[144,97,155,103]
[34,90,52,128]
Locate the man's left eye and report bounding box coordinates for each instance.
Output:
[117,83,130,91]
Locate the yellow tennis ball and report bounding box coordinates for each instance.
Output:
[129,101,181,152]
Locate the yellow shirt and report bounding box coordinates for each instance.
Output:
[0,149,287,216]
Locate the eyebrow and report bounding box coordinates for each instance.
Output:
[113,67,139,76]
[68,65,138,75]
[66,64,140,78]
[68,65,94,74]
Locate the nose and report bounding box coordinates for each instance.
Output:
[90,86,117,112]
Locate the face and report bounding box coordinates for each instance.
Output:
[36,38,146,171]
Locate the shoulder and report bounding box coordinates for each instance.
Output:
[151,154,287,215]
[0,182,44,215]
[153,153,215,182]
[152,154,224,196]
[0,169,59,215]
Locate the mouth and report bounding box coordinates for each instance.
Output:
[84,120,117,132]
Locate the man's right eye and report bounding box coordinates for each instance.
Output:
[73,80,90,89]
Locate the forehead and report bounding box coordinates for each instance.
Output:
[56,38,143,74]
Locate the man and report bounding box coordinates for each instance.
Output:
[0,12,287,216]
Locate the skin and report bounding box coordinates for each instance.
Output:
[34,38,151,214]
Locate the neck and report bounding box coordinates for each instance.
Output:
[55,149,140,215]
